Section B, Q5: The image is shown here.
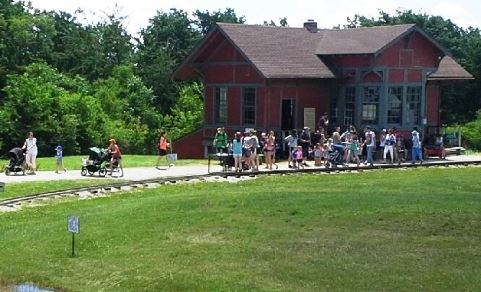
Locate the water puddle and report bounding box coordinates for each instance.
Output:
[7,283,55,292]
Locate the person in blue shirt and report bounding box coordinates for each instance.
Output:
[232,132,243,172]
[411,127,424,164]
[55,144,67,173]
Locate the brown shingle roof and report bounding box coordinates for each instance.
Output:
[428,56,474,80]
[218,23,335,79]
[316,24,416,55]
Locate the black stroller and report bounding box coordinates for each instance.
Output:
[5,147,26,175]
[325,144,345,168]
[81,147,110,177]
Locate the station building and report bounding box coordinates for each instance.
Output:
[173,21,473,158]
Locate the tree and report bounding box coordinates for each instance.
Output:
[135,9,200,113]
[193,8,246,35]
[263,17,289,27]
[160,82,204,141]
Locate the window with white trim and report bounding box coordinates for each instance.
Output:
[215,87,227,124]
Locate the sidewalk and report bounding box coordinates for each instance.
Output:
[1,154,480,183]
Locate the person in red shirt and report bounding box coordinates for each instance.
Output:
[156,131,171,169]
[108,138,123,176]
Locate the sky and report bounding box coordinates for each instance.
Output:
[26,0,481,35]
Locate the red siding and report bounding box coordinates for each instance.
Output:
[207,40,240,62]
[327,55,371,67]
[378,39,406,66]
[407,69,423,82]
[377,32,441,67]
[411,33,439,67]
[173,129,204,159]
[362,71,383,82]
[204,87,213,125]
[389,69,405,82]
[234,64,263,83]
[426,82,440,126]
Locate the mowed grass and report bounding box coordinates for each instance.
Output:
[1,167,481,291]
[0,179,120,201]
[0,155,208,171]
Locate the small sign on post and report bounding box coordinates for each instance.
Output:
[67,216,80,257]
[0,182,5,192]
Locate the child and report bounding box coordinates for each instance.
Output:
[55,144,67,173]
[293,145,304,169]
[313,143,324,167]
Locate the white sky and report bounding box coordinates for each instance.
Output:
[26,0,481,35]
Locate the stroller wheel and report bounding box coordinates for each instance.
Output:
[81,168,87,176]
[99,168,107,177]
[5,168,10,176]
[325,162,331,169]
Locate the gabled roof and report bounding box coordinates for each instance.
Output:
[217,23,335,79]
[174,22,472,81]
[316,24,416,55]
[428,56,474,80]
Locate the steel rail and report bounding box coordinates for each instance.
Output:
[1,159,480,210]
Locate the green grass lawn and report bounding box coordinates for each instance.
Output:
[1,167,481,291]
[0,155,208,171]
[0,179,120,201]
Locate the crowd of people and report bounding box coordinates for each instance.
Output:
[212,124,425,172]
[11,124,425,175]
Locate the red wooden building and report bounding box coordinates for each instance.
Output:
[173,21,472,158]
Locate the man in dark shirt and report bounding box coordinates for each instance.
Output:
[299,127,311,166]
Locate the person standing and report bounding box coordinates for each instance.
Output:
[156,131,170,169]
[299,127,311,166]
[213,127,228,153]
[379,129,387,162]
[318,112,329,134]
[22,132,38,175]
[232,132,243,172]
[411,127,424,164]
[284,129,298,168]
[363,126,376,167]
[384,128,396,164]
[108,138,123,176]
[55,144,67,174]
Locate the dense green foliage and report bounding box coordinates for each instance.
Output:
[1,1,481,154]
[1,167,481,290]
[0,1,243,155]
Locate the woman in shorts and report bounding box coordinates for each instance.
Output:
[156,131,170,169]
[232,132,243,172]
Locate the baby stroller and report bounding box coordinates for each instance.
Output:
[325,144,345,168]
[5,147,26,175]
[81,147,110,177]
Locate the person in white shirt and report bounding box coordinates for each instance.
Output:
[411,127,424,164]
[22,131,38,174]
[363,126,376,166]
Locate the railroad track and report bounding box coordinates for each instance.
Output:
[1,159,480,212]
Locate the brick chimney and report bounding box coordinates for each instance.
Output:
[304,19,318,33]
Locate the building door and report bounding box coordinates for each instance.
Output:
[281,99,295,130]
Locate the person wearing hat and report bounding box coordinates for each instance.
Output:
[411,127,424,164]
[108,138,123,176]
[55,144,67,174]
[213,127,228,154]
